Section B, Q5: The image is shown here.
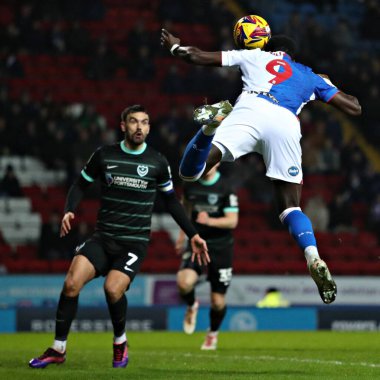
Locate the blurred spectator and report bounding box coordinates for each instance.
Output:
[161,65,184,94]
[127,20,154,52]
[256,287,290,308]
[328,191,354,232]
[2,54,24,78]
[15,3,36,40]
[39,211,68,260]
[318,138,340,173]
[127,45,155,81]
[0,117,11,155]
[49,22,66,53]
[0,164,23,197]
[86,40,120,80]
[340,139,367,175]
[66,21,92,55]
[360,0,380,40]
[304,194,330,232]
[77,104,106,131]
[331,18,354,51]
[362,84,380,145]
[23,21,47,53]
[368,194,380,243]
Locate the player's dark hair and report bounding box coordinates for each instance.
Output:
[264,35,297,56]
[121,104,148,122]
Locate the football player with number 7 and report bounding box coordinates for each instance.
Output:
[161,15,361,305]
[29,105,209,369]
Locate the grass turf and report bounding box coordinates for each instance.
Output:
[0,331,379,379]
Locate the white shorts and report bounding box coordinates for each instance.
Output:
[213,92,303,184]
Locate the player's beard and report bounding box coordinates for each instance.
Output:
[125,130,146,148]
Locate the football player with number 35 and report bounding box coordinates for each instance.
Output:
[161,16,362,305]
[175,163,239,350]
[29,105,209,369]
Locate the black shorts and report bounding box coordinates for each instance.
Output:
[75,232,147,282]
[179,237,234,294]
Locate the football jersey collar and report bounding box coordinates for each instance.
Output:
[120,141,147,155]
[199,171,221,186]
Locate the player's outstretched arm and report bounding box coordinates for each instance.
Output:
[161,28,222,66]
[329,91,362,116]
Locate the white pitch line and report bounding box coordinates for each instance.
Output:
[144,351,380,369]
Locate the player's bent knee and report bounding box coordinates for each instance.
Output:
[63,277,82,297]
[177,278,195,293]
[104,286,125,302]
[211,293,226,310]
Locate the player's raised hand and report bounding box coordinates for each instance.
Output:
[161,29,181,50]
[60,212,75,237]
[190,234,210,265]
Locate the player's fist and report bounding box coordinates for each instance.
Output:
[60,212,75,237]
[161,29,181,50]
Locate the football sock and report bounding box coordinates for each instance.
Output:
[304,245,320,266]
[55,292,79,341]
[52,339,66,353]
[280,208,319,263]
[210,306,227,332]
[179,128,214,179]
[180,288,196,307]
[114,333,127,345]
[106,294,127,338]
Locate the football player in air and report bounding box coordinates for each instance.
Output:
[176,163,238,350]
[29,105,209,369]
[161,25,362,305]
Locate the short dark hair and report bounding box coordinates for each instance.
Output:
[121,105,148,122]
[264,35,297,56]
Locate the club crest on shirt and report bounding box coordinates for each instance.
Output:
[137,165,149,177]
[105,172,114,186]
[208,194,218,205]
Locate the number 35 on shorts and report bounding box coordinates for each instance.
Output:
[219,268,232,285]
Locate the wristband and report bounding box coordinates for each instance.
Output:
[170,44,180,56]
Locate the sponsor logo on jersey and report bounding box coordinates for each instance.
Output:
[114,175,148,189]
[106,165,118,169]
[194,204,218,213]
[288,166,299,176]
[208,194,218,205]
[106,173,148,189]
[137,165,149,177]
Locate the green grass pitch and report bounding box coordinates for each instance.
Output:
[0,331,379,379]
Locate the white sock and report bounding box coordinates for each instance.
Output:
[202,124,217,136]
[304,246,320,266]
[208,330,218,337]
[52,339,66,353]
[114,333,127,345]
